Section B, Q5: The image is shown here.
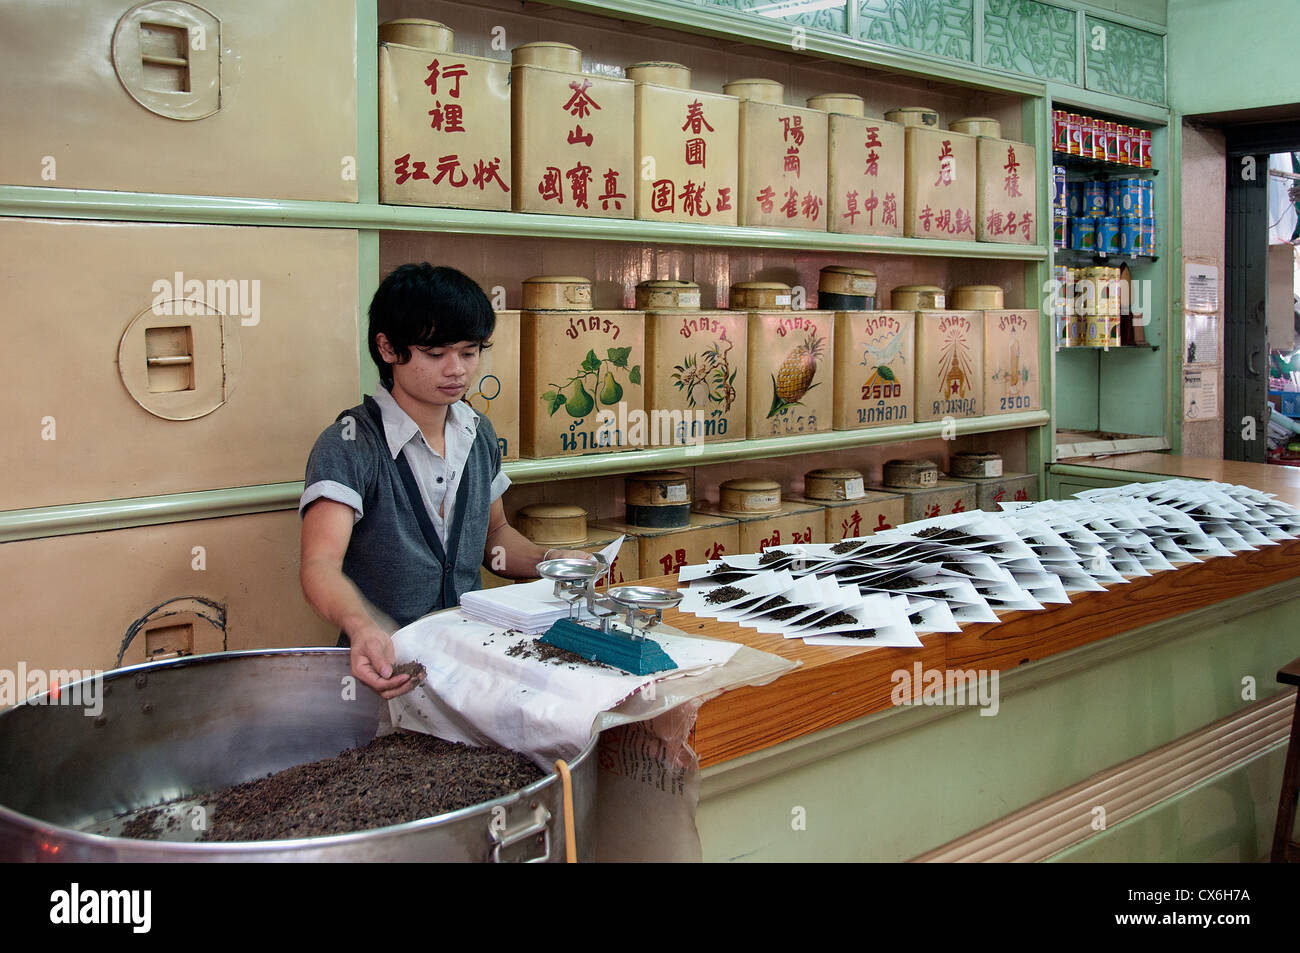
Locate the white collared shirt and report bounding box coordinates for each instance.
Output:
[300,388,510,545]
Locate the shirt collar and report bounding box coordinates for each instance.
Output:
[371,386,478,460]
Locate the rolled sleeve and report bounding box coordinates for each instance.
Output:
[489,469,511,503]
[300,480,363,522]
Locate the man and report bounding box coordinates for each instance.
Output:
[299,264,590,699]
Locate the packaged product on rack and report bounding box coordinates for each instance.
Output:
[832,308,915,430]
[983,309,1041,414]
[693,478,825,552]
[787,468,906,541]
[902,119,977,241]
[970,122,1037,245]
[735,282,834,437]
[465,308,520,461]
[915,309,984,420]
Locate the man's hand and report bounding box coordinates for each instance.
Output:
[349,623,416,699]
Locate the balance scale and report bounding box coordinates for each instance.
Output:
[536,555,682,675]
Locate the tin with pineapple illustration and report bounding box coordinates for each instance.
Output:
[914,310,984,421]
[465,309,519,461]
[833,310,915,430]
[745,308,835,437]
[983,309,1040,414]
[644,283,747,445]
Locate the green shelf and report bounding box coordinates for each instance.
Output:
[0,185,1048,260]
[502,411,1051,484]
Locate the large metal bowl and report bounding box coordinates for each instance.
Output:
[0,649,597,862]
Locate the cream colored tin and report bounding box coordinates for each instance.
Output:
[872,479,978,522]
[915,310,984,421]
[891,285,946,310]
[379,32,511,210]
[625,470,692,528]
[807,93,865,116]
[593,513,739,578]
[787,489,906,540]
[746,310,835,437]
[951,117,1002,138]
[886,106,940,127]
[730,281,792,310]
[511,41,583,71]
[378,18,453,51]
[517,503,590,545]
[882,458,939,489]
[511,47,634,218]
[692,499,825,552]
[949,451,1003,478]
[963,472,1039,512]
[626,62,692,88]
[803,468,866,501]
[521,275,593,311]
[633,68,739,225]
[730,80,829,230]
[976,138,1037,244]
[819,266,877,309]
[833,310,915,430]
[719,477,783,515]
[822,110,905,237]
[636,280,701,311]
[984,309,1041,414]
[904,126,977,240]
[519,305,645,457]
[951,285,1005,310]
[466,309,520,461]
[644,306,747,445]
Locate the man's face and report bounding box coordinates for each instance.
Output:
[379,334,482,407]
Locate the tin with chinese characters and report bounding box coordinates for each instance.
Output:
[728,79,829,231]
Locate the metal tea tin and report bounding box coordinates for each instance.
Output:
[951,284,1005,310]
[950,450,1003,479]
[625,470,692,528]
[522,275,593,311]
[803,467,867,501]
[1052,165,1067,210]
[818,266,877,310]
[1096,216,1120,254]
[1053,209,1068,248]
[1118,217,1141,256]
[517,503,590,545]
[951,116,1001,138]
[1082,181,1107,216]
[718,477,783,515]
[730,281,792,311]
[635,279,701,311]
[885,106,939,127]
[1069,216,1097,251]
[891,284,946,310]
[882,458,939,489]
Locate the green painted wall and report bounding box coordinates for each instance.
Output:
[1168,0,1300,114]
[1077,0,1167,26]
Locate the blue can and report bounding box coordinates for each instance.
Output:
[1105,181,1122,216]
[1096,216,1120,254]
[1139,179,1154,218]
[1070,216,1098,251]
[1054,210,1068,248]
[1053,166,1067,210]
[1121,179,1143,215]
[1118,216,1141,255]
[1141,217,1156,255]
[1067,182,1084,217]
[1083,182,1107,216]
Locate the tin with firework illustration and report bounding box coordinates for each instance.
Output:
[983,309,1040,415]
[465,309,520,461]
[915,310,983,421]
[644,297,747,445]
[833,310,914,430]
[746,309,835,437]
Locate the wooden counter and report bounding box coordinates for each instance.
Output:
[646,534,1300,768]
[1057,452,1300,508]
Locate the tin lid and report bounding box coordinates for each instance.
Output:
[884,106,939,127]
[806,93,865,117]
[882,458,940,489]
[626,61,691,88]
[516,503,590,545]
[729,281,793,310]
[804,468,867,501]
[951,284,1005,310]
[890,285,946,310]
[719,478,782,515]
[635,279,701,310]
[950,116,1002,138]
[950,451,1003,478]
[627,469,689,485]
[819,266,877,296]
[512,41,583,71]
[521,275,593,311]
[378,18,454,52]
[723,78,784,104]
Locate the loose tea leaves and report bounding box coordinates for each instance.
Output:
[704,585,749,605]
[505,638,614,671]
[118,730,545,842]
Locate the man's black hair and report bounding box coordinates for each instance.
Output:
[368,263,496,387]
